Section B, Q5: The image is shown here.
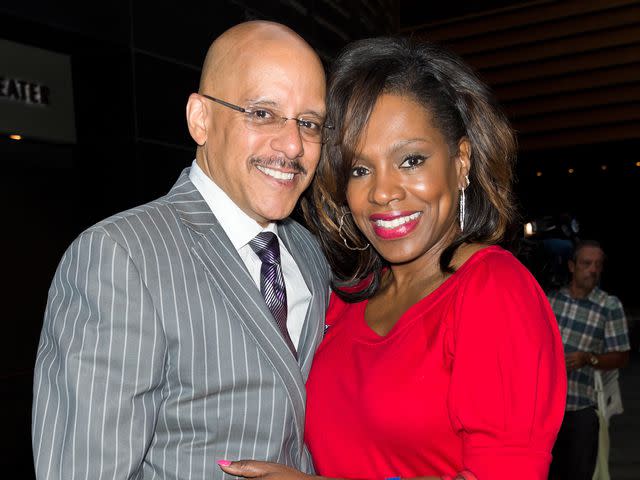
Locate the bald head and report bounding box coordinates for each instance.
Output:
[186,20,327,225]
[199,21,323,94]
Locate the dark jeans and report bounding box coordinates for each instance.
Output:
[549,406,599,480]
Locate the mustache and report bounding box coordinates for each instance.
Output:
[249,156,307,175]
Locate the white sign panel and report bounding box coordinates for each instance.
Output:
[0,38,76,143]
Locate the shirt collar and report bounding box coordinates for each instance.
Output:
[587,286,607,305]
[560,285,607,306]
[189,160,278,250]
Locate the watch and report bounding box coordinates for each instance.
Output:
[589,353,599,366]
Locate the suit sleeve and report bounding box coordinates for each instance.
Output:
[32,229,166,479]
[446,253,567,480]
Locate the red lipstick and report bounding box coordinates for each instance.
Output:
[369,211,422,240]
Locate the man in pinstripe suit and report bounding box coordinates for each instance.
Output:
[32,21,331,479]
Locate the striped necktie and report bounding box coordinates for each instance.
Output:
[249,232,296,357]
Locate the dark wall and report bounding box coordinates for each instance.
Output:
[515,139,640,307]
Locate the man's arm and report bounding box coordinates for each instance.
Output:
[32,229,166,479]
[565,350,629,371]
[566,293,631,372]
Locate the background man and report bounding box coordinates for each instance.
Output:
[32,21,330,479]
[548,240,630,480]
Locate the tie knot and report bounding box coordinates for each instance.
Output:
[249,232,281,265]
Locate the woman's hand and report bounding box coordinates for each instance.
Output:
[217,461,445,480]
[217,460,313,480]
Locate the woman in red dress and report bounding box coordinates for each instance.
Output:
[220,37,566,480]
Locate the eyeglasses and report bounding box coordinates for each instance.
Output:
[201,94,333,144]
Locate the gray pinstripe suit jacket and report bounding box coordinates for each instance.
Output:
[32,168,331,480]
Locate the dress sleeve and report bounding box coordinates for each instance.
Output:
[446,252,567,480]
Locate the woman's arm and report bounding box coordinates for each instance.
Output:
[217,460,464,480]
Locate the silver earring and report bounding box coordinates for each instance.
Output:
[459,175,470,232]
[338,211,369,251]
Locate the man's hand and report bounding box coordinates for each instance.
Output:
[565,351,589,371]
[218,460,312,480]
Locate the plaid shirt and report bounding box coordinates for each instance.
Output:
[548,286,630,411]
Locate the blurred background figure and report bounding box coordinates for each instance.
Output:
[547,240,630,480]
[516,212,580,292]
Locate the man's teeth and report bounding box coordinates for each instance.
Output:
[257,165,295,181]
[374,212,421,229]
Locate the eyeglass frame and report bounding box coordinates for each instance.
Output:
[200,93,334,143]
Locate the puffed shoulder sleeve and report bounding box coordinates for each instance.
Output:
[446,251,567,480]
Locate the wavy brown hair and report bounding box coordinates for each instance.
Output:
[301,36,517,302]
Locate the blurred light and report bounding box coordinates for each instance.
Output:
[636,161,640,167]
[601,165,607,171]
[536,171,543,177]
[568,168,574,174]
[570,218,580,234]
[524,222,535,237]
[9,134,22,141]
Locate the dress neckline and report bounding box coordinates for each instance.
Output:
[355,245,502,342]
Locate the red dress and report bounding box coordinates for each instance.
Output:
[305,246,566,480]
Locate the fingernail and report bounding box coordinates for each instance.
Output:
[217,460,232,467]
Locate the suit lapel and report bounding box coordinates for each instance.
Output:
[279,222,324,375]
[167,168,307,436]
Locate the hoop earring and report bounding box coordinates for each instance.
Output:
[338,211,369,251]
[459,175,470,232]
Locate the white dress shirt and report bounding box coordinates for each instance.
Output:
[189,160,311,349]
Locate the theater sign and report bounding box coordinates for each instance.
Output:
[0,38,76,143]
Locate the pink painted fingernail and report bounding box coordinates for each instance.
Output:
[217,460,232,467]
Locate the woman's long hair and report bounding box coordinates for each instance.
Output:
[301,36,517,302]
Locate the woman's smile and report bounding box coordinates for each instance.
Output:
[369,211,423,239]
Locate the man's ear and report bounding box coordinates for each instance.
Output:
[186,93,208,146]
[456,137,472,189]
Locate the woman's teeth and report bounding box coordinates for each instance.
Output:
[374,212,421,229]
